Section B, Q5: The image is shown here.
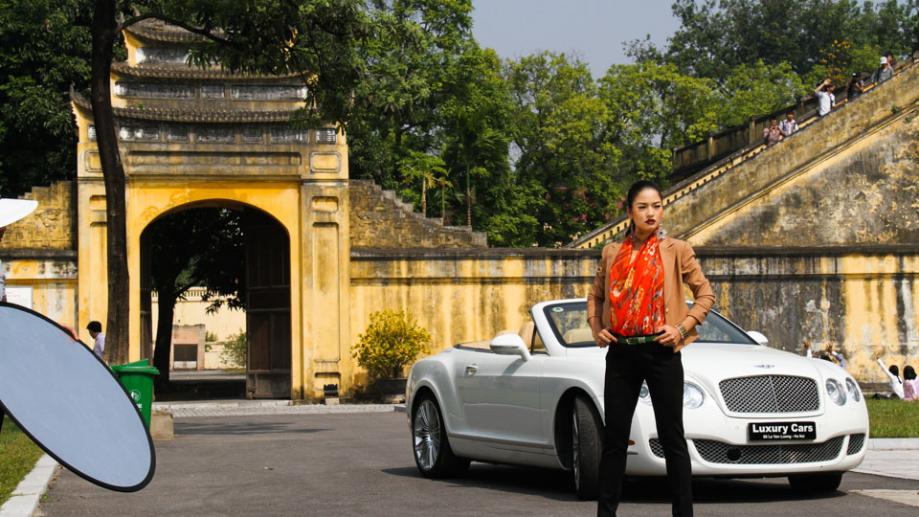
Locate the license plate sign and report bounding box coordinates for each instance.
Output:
[748,422,816,441]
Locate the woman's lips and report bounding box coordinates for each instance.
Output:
[645,219,656,225]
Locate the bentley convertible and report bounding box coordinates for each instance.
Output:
[406,299,868,499]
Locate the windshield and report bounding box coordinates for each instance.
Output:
[542,301,757,347]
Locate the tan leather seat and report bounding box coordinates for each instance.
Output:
[563,327,594,344]
[518,321,535,348]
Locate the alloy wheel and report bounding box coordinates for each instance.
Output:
[413,399,442,471]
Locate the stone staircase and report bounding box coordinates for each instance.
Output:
[571,57,919,249]
[349,180,487,248]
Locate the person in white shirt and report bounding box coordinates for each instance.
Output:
[87,320,106,359]
[877,358,904,399]
[779,111,799,136]
[815,79,835,117]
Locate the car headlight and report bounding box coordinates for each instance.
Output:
[845,378,861,402]
[683,382,705,409]
[639,381,652,405]
[826,378,847,405]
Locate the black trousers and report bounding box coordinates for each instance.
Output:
[597,343,693,517]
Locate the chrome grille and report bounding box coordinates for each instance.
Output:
[649,439,665,458]
[719,375,820,413]
[693,437,844,464]
[847,433,866,455]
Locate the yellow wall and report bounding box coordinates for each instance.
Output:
[348,251,597,387]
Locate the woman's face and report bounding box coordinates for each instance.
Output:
[627,188,663,236]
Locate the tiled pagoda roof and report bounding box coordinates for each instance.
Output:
[111,62,302,82]
[71,91,299,124]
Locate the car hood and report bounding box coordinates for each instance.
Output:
[682,342,827,383]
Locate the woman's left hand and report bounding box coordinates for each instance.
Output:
[657,325,683,347]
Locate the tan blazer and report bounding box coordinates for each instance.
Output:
[587,237,715,353]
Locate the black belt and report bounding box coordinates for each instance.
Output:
[611,331,664,346]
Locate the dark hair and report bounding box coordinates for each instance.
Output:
[625,180,662,234]
[905,365,916,381]
[889,364,900,377]
[87,320,102,333]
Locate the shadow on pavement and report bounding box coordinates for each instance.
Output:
[623,477,846,504]
[384,464,847,504]
[176,422,329,436]
[382,464,579,502]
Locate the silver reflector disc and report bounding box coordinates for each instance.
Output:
[0,303,155,491]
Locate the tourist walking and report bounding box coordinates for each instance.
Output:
[779,111,799,136]
[589,180,715,517]
[87,320,106,360]
[763,118,784,147]
[874,56,894,84]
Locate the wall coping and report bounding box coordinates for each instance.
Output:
[0,249,77,260]
[352,244,919,260]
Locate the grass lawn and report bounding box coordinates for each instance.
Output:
[0,416,44,506]
[866,398,919,437]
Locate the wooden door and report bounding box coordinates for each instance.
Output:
[244,210,291,398]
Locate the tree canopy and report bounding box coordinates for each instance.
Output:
[2,0,917,252]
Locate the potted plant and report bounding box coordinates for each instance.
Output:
[351,310,431,402]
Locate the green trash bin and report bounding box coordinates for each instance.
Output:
[111,361,160,429]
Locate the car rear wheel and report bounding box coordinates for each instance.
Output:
[572,396,602,500]
[412,392,470,478]
[787,472,843,492]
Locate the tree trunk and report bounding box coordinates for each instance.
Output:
[421,178,426,216]
[91,0,130,364]
[152,293,175,391]
[465,167,471,227]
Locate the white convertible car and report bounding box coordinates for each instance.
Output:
[406,298,868,499]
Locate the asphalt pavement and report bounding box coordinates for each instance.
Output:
[38,412,919,516]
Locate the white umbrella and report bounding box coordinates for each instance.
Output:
[0,198,38,228]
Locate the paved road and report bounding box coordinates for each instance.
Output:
[39,413,919,516]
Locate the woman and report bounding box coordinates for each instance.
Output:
[762,118,784,147]
[876,359,904,399]
[903,366,918,401]
[588,180,714,517]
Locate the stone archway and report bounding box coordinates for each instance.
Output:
[139,201,293,399]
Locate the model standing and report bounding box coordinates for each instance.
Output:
[588,181,715,517]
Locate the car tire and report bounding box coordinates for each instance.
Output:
[787,472,843,492]
[412,392,470,478]
[572,396,602,500]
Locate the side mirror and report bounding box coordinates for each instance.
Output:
[489,333,531,361]
[747,331,769,346]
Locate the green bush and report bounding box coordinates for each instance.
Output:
[352,310,431,380]
[220,330,247,369]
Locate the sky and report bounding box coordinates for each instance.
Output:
[471,0,681,77]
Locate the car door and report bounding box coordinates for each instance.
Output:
[456,348,545,445]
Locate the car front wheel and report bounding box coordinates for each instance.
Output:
[788,472,843,492]
[412,392,470,478]
[572,396,602,499]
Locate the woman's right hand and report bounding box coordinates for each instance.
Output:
[594,328,617,348]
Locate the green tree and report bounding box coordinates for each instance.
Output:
[634,0,917,82]
[219,330,247,370]
[347,0,474,189]
[715,60,806,128]
[599,61,719,183]
[438,44,515,240]
[0,0,95,197]
[505,52,621,246]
